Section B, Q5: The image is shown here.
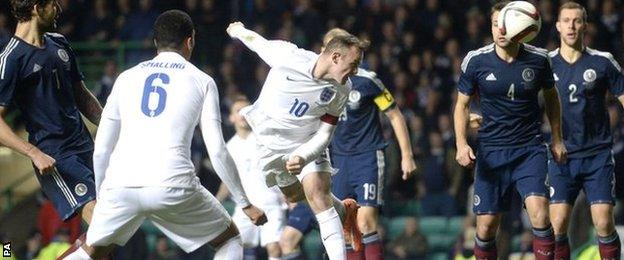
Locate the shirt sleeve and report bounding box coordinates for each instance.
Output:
[605,56,624,96]
[540,57,555,90]
[457,57,477,96]
[200,78,250,207]
[0,56,19,107]
[228,26,303,68]
[66,42,85,83]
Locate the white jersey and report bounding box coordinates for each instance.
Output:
[240,40,351,152]
[100,52,218,189]
[226,134,286,208]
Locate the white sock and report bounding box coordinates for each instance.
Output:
[214,236,243,260]
[315,207,346,260]
[331,194,346,222]
[63,247,92,260]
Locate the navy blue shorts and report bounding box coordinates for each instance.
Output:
[35,152,96,220]
[473,145,548,214]
[548,150,615,205]
[286,203,317,234]
[330,150,385,207]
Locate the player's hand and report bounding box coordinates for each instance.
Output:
[226,21,245,37]
[551,141,567,164]
[242,204,267,226]
[469,113,482,129]
[286,155,305,175]
[28,148,56,175]
[456,144,476,168]
[401,156,417,180]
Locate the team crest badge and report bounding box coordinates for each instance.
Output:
[583,69,596,83]
[522,68,535,82]
[319,87,335,103]
[473,195,481,206]
[57,49,70,63]
[347,90,361,109]
[75,183,87,196]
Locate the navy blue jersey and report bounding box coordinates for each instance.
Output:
[0,33,93,159]
[458,44,555,150]
[331,69,394,155]
[549,48,624,158]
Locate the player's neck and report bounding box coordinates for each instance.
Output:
[559,42,584,64]
[236,129,251,139]
[15,21,45,48]
[495,44,520,63]
[312,55,338,83]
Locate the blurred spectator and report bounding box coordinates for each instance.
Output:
[0,13,10,45]
[148,235,180,260]
[35,228,71,259]
[94,60,118,106]
[118,0,158,64]
[37,197,81,245]
[23,230,42,260]
[387,217,428,259]
[80,0,116,41]
[418,131,460,217]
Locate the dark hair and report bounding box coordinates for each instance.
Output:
[153,10,194,51]
[558,1,587,22]
[322,34,370,55]
[10,0,53,22]
[490,1,511,16]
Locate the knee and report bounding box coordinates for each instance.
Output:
[286,191,306,203]
[266,242,282,257]
[593,218,615,235]
[476,221,498,239]
[279,237,299,253]
[550,213,568,233]
[528,208,550,228]
[357,213,378,234]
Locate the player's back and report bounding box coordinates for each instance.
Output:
[103,52,213,188]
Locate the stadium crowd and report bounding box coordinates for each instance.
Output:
[1,0,624,259]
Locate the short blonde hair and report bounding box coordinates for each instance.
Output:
[558,1,587,22]
[321,29,369,54]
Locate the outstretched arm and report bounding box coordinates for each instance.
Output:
[226,22,299,68]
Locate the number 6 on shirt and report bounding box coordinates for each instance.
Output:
[141,73,169,117]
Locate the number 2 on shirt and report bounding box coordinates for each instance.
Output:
[141,73,169,117]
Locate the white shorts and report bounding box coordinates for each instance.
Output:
[257,143,334,188]
[232,206,287,247]
[86,184,231,253]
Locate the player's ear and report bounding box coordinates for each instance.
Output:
[555,20,562,34]
[331,51,341,64]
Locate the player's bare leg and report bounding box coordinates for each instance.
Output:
[474,214,501,260]
[525,195,555,260]
[301,171,347,259]
[590,204,621,259]
[549,203,572,259]
[357,206,382,259]
[279,226,305,259]
[266,241,281,260]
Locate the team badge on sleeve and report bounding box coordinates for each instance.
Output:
[57,49,70,63]
[319,87,336,103]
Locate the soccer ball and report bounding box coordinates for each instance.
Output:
[497,1,542,43]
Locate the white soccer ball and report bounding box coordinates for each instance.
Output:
[497,1,542,43]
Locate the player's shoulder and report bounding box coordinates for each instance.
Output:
[0,37,25,63]
[354,68,384,91]
[548,48,560,59]
[461,43,495,72]
[586,47,622,72]
[44,32,71,46]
